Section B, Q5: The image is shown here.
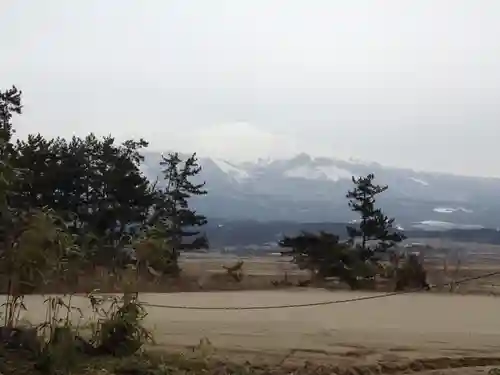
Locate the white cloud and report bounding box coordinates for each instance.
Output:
[177,122,300,161]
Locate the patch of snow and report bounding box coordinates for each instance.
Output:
[409,177,429,186]
[412,220,484,231]
[285,166,321,180]
[433,207,473,214]
[316,165,353,181]
[213,159,250,182]
[433,207,454,214]
[256,157,272,166]
[285,165,353,182]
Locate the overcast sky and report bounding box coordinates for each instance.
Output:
[1,1,499,176]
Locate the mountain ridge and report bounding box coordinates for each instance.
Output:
[141,151,500,230]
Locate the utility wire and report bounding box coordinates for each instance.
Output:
[140,270,500,311]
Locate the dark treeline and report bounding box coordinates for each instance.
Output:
[0,86,208,275]
[204,220,500,248]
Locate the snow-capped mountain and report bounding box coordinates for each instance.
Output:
[142,152,500,230]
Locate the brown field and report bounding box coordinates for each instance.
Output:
[54,251,500,295]
[175,250,500,295]
[7,289,500,374]
[34,237,500,296]
[7,244,500,374]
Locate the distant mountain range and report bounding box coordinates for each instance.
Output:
[141,152,500,231]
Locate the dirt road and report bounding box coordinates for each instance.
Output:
[11,290,500,366]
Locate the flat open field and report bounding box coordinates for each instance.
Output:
[57,240,500,295]
[9,290,500,373]
[175,251,500,295]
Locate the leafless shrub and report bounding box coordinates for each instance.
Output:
[222,260,244,282]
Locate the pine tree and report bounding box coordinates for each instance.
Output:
[0,86,21,149]
[278,231,366,288]
[346,173,405,262]
[0,87,22,240]
[155,152,208,264]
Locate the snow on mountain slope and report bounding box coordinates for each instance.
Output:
[284,164,353,182]
[211,158,250,182]
[413,220,484,231]
[409,177,430,186]
[317,165,354,181]
[433,207,474,214]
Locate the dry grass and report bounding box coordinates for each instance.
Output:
[16,251,500,296]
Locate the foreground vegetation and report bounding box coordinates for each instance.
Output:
[0,86,203,374]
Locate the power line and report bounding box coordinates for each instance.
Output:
[141,270,500,311]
